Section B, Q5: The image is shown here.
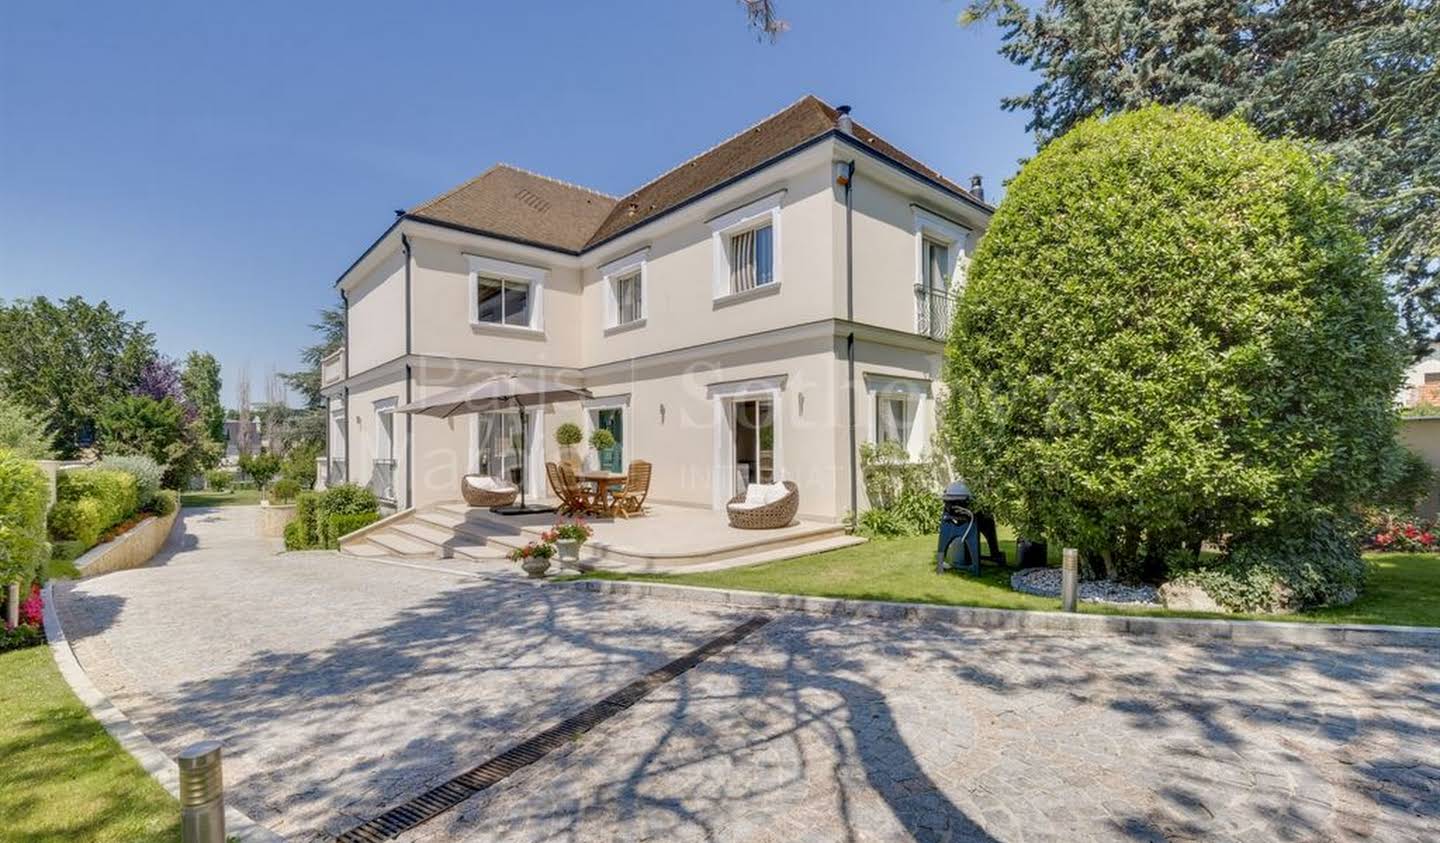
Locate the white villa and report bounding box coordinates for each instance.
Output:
[321,95,992,524]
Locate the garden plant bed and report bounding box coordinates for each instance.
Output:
[1010,567,1159,605]
[583,534,1440,628]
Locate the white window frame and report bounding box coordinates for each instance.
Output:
[863,374,931,461]
[373,397,397,460]
[709,191,785,301]
[466,253,547,334]
[912,208,969,294]
[600,248,649,331]
[706,374,786,509]
[467,406,545,499]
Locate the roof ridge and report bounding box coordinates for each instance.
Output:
[609,94,833,206]
[492,163,618,200]
[848,118,987,206]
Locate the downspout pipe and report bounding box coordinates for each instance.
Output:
[341,289,350,480]
[402,233,414,509]
[842,160,858,526]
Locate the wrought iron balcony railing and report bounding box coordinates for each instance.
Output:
[915,284,957,341]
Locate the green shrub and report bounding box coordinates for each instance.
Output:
[238,451,282,492]
[1375,449,1435,513]
[53,468,138,538]
[151,490,178,517]
[944,106,1406,582]
[269,478,300,504]
[97,454,163,510]
[280,443,320,489]
[291,492,320,548]
[324,511,380,548]
[589,428,616,452]
[204,469,232,492]
[283,519,308,551]
[1169,518,1366,612]
[555,422,583,447]
[47,498,104,548]
[0,449,50,587]
[0,624,43,652]
[854,441,944,537]
[0,397,56,459]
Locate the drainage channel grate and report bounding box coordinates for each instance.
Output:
[335,615,771,842]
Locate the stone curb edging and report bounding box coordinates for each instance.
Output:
[74,506,182,578]
[40,584,287,843]
[563,578,1440,649]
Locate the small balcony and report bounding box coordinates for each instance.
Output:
[321,347,346,387]
[371,458,396,503]
[915,284,957,342]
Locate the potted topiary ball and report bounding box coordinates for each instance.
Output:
[555,422,583,470]
[542,519,593,567]
[589,428,617,466]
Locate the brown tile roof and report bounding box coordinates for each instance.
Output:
[407,164,617,252]
[406,96,986,255]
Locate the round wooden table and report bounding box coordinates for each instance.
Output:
[576,470,627,515]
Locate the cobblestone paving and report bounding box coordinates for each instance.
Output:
[57,508,1440,842]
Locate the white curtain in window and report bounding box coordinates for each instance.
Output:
[877,396,910,446]
[616,273,642,324]
[731,229,756,293]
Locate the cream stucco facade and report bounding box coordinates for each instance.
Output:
[322,134,990,521]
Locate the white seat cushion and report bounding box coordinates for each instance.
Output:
[466,476,516,493]
[728,500,764,512]
[736,483,789,509]
[761,482,791,504]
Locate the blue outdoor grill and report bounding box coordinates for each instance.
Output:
[936,481,1006,574]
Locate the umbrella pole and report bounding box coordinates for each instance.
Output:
[513,397,528,509]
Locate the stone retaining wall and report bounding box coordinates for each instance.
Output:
[75,508,181,578]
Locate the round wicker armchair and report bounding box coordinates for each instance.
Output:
[726,481,799,529]
[461,474,519,508]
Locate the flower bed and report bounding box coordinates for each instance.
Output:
[1,584,45,652]
[1364,512,1438,553]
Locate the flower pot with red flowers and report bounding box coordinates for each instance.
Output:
[541,519,594,568]
[508,541,557,578]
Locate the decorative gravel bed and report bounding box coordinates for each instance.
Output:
[1010,567,1160,606]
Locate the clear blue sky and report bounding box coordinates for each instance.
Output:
[0,1,1037,407]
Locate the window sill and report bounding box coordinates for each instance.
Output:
[469,321,546,340]
[712,283,780,309]
[604,318,647,336]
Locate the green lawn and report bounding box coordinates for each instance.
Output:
[587,534,1440,628]
[0,646,179,842]
[180,488,261,508]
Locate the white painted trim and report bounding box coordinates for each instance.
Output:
[581,395,632,472]
[582,393,631,410]
[373,397,398,462]
[913,207,969,291]
[709,377,785,508]
[601,248,649,330]
[466,253,547,332]
[709,190,785,299]
[863,375,932,460]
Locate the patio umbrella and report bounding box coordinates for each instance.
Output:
[397,373,591,515]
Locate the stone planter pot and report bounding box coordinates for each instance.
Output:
[522,556,552,578]
[555,539,581,567]
[258,502,298,538]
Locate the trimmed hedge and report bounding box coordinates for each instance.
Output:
[324,512,380,548]
[0,449,50,587]
[48,468,139,549]
[97,454,163,510]
[285,485,379,550]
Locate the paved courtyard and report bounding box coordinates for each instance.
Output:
[55,507,1440,842]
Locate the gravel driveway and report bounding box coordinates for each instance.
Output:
[55,507,1440,842]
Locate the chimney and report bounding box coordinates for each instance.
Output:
[836,104,854,135]
[969,174,984,201]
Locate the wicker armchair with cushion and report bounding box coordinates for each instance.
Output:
[726,480,799,529]
[611,460,652,519]
[461,475,519,508]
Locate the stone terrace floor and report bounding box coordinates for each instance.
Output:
[54,506,1440,842]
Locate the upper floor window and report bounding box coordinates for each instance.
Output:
[476,276,530,326]
[728,224,774,294]
[921,237,948,294]
[467,253,547,333]
[709,190,784,300]
[601,248,648,331]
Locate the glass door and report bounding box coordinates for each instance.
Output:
[595,408,623,473]
[477,411,525,486]
[732,398,774,493]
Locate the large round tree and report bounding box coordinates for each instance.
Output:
[944,106,1406,582]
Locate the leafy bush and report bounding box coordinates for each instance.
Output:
[98,395,184,465]
[555,422,583,447]
[291,492,319,548]
[854,441,944,537]
[944,106,1406,582]
[0,449,50,587]
[52,468,138,543]
[151,490,178,517]
[283,519,308,551]
[1375,449,1435,513]
[0,623,43,652]
[47,498,104,548]
[0,397,56,459]
[1169,518,1366,612]
[270,478,301,504]
[324,512,380,548]
[281,442,321,489]
[97,454,163,510]
[205,469,232,492]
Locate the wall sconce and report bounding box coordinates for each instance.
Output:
[798,393,805,416]
[658,403,666,424]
